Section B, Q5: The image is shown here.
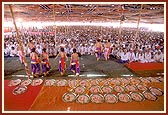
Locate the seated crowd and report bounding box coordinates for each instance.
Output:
[4,26,164,63]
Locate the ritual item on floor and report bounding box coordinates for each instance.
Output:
[114,85,125,93]
[130,92,145,102]
[147,77,162,82]
[99,79,110,86]
[74,86,86,94]
[89,85,102,94]
[31,79,43,86]
[21,79,32,86]
[149,87,164,96]
[118,93,132,103]
[110,79,121,86]
[68,79,78,88]
[139,77,151,83]
[8,79,21,86]
[143,90,158,101]
[44,79,56,86]
[136,84,148,91]
[90,94,104,104]
[90,79,100,86]
[62,92,76,102]
[125,84,137,92]
[157,77,164,82]
[76,94,90,104]
[130,78,141,85]
[101,85,113,94]
[120,78,130,85]
[55,79,67,86]
[104,94,118,104]
[79,79,90,87]
[13,85,27,95]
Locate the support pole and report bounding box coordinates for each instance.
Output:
[133,4,143,49]
[53,4,58,54]
[118,5,123,47]
[9,5,31,79]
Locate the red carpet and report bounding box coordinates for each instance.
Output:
[4,80,43,111]
[125,62,164,71]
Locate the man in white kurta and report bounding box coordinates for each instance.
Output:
[120,49,129,63]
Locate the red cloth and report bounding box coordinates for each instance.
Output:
[125,62,164,71]
[61,58,65,70]
[4,80,43,111]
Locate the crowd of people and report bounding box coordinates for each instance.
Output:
[4,26,164,77]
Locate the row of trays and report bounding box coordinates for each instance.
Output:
[62,87,163,104]
[8,76,164,87]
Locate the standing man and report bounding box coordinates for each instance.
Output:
[55,47,68,76]
[95,38,103,61]
[41,48,51,77]
[104,39,111,61]
[70,48,80,76]
[30,48,41,78]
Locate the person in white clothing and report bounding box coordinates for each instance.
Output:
[116,48,123,60]
[128,49,136,63]
[134,49,139,62]
[154,50,164,63]
[144,49,154,63]
[10,46,17,57]
[4,44,10,57]
[36,45,42,55]
[137,50,145,63]
[119,49,129,63]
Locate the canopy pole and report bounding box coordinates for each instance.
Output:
[9,5,31,79]
[133,4,143,49]
[53,4,58,54]
[118,5,123,47]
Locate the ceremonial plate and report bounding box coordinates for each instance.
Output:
[21,79,32,86]
[149,87,164,96]
[90,79,100,86]
[114,85,125,93]
[130,78,141,85]
[157,77,164,82]
[104,94,118,104]
[13,85,27,95]
[139,77,151,83]
[125,84,137,92]
[101,85,113,94]
[120,78,130,85]
[74,86,86,94]
[44,79,56,86]
[100,79,109,86]
[110,79,121,85]
[56,79,67,86]
[90,94,104,104]
[147,77,161,82]
[62,92,76,102]
[136,84,148,91]
[8,79,21,86]
[76,94,90,104]
[142,90,158,101]
[89,85,102,94]
[68,79,78,88]
[118,93,132,103]
[31,79,43,86]
[79,79,90,87]
[130,92,145,102]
